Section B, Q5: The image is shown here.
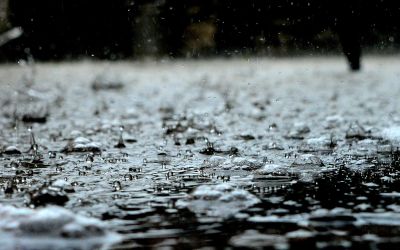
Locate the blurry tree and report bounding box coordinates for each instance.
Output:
[1,0,400,64]
[132,2,161,57]
[0,0,9,32]
[158,0,217,57]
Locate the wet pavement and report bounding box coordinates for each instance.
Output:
[1,56,400,249]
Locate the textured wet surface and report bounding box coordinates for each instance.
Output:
[1,57,400,249]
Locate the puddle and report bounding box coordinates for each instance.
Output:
[1,58,400,249]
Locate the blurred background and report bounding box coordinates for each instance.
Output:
[0,0,399,62]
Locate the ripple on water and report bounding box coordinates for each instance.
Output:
[176,183,260,220]
[0,204,121,249]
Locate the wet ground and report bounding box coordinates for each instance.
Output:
[1,56,400,249]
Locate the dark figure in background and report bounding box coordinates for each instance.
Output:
[329,0,362,71]
[215,0,362,71]
[5,0,363,70]
[3,0,365,71]
[1,0,363,69]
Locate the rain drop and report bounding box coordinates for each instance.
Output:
[114,125,126,148]
[85,154,94,164]
[48,151,57,158]
[113,181,122,191]
[28,127,39,155]
[124,174,133,181]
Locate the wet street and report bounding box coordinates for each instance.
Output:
[1,56,400,249]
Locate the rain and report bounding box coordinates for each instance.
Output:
[1,1,400,249]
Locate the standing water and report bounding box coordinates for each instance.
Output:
[1,57,400,249]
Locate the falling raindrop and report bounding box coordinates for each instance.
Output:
[28,127,39,155]
[115,126,126,148]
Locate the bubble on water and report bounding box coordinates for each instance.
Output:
[176,183,260,219]
[228,147,239,157]
[376,143,393,154]
[18,103,49,124]
[129,167,142,173]
[199,142,219,155]
[0,204,122,248]
[165,171,172,179]
[4,182,14,195]
[286,122,310,140]
[263,141,284,150]
[92,75,125,91]
[28,185,69,207]
[185,149,194,157]
[61,136,102,154]
[113,181,122,191]
[299,135,336,153]
[292,154,324,168]
[9,161,19,169]
[255,164,289,176]
[381,176,395,183]
[324,115,343,129]
[14,176,26,184]
[48,151,57,159]
[157,151,168,157]
[3,145,21,155]
[237,134,256,141]
[84,165,92,171]
[124,174,133,181]
[346,121,368,140]
[85,154,94,164]
[268,123,278,132]
[15,170,25,175]
[231,157,264,170]
[229,230,288,249]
